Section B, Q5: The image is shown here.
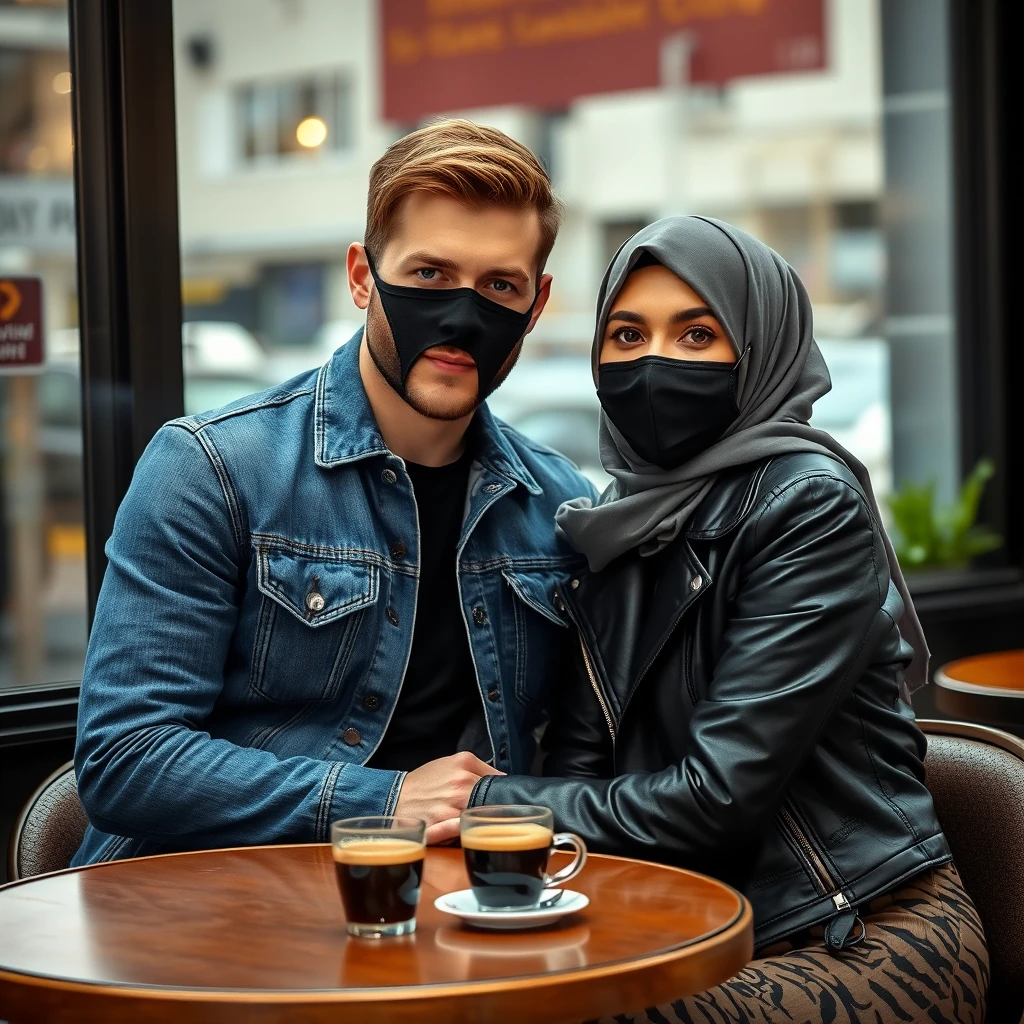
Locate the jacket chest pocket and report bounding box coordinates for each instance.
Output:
[250,545,378,703]
[503,567,570,709]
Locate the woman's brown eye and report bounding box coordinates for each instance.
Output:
[688,327,713,344]
[615,328,642,344]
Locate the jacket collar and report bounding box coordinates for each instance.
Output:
[313,329,540,494]
[685,458,775,540]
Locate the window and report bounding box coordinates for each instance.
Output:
[237,72,353,166]
[0,0,87,691]
[171,0,969,552]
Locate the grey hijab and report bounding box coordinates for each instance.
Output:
[556,215,928,694]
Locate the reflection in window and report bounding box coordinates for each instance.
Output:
[0,48,73,178]
[0,0,87,689]
[173,0,957,535]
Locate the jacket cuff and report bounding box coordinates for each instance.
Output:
[469,775,494,807]
[324,764,405,837]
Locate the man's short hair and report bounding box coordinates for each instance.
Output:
[365,118,563,276]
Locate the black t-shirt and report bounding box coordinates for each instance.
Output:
[366,448,480,772]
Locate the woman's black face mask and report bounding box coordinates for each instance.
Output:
[366,252,537,401]
[597,356,740,469]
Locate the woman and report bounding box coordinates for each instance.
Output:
[471,217,988,1021]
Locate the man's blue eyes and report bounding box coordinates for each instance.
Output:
[413,270,516,294]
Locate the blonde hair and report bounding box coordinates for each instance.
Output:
[365,119,562,276]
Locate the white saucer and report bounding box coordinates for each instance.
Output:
[433,888,589,930]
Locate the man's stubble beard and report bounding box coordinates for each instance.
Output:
[364,288,525,422]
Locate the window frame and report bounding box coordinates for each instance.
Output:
[949,0,1019,569]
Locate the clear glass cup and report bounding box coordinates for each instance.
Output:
[460,805,587,910]
[331,816,426,937]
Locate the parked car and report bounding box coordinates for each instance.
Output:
[25,322,271,522]
[489,338,892,498]
[488,357,608,491]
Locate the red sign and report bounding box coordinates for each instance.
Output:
[382,0,825,123]
[0,277,44,373]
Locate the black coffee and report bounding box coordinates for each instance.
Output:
[461,823,553,908]
[333,838,424,926]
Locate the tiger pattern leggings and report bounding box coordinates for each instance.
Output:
[595,862,988,1024]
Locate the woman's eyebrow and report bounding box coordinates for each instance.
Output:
[607,309,646,324]
[671,306,715,324]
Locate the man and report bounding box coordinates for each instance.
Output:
[72,119,595,865]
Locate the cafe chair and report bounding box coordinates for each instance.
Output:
[7,760,87,882]
[919,719,1024,1024]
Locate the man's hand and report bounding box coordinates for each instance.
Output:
[394,751,503,844]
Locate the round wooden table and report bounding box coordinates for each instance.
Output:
[935,650,1024,731]
[0,844,753,1023]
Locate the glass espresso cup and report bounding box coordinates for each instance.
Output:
[331,816,426,937]
[460,805,587,910]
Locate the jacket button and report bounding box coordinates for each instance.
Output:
[472,607,488,626]
[343,728,361,746]
[305,590,325,613]
[381,468,397,485]
[386,606,400,626]
[570,579,580,589]
[690,575,703,591]
[487,687,500,702]
[390,541,407,560]
[363,694,381,711]
[498,742,508,759]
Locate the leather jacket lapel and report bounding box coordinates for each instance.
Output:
[631,540,711,692]
[562,539,711,728]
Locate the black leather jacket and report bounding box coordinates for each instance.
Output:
[471,453,951,949]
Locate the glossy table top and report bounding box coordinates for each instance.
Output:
[0,844,753,1023]
[936,650,1024,693]
[934,651,1024,728]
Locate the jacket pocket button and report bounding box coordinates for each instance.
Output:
[305,591,325,613]
[343,728,361,746]
[487,687,500,702]
[381,468,397,485]
[363,694,381,711]
[472,607,488,626]
[386,606,400,626]
[690,575,703,591]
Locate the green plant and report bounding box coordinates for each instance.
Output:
[886,458,1003,571]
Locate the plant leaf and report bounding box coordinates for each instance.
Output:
[888,457,1002,569]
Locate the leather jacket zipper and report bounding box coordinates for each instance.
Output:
[578,633,616,742]
[778,803,836,895]
[555,585,617,743]
[778,803,862,951]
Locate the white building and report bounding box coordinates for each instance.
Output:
[171,0,885,349]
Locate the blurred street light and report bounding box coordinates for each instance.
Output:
[296,116,327,148]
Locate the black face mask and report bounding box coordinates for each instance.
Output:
[597,356,740,469]
[367,253,537,400]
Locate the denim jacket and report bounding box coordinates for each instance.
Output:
[73,334,595,866]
